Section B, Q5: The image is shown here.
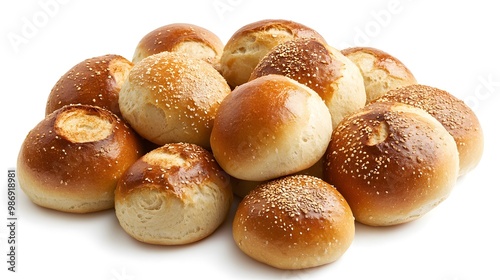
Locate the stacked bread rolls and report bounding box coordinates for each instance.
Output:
[17,19,483,271]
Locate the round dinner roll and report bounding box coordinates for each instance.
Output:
[373,84,483,176]
[132,23,224,68]
[323,101,459,226]
[250,38,366,129]
[114,142,233,245]
[119,51,231,149]
[341,47,417,103]
[17,104,144,213]
[210,74,333,181]
[219,19,327,88]
[45,54,133,117]
[233,175,355,269]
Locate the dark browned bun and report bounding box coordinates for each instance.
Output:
[233,175,355,269]
[219,19,327,88]
[17,104,145,213]
[45,54,133,117]
[323,101,459,226]
[373,84,483,176]
[341,47,417,103]
[132,23,224,67]
[115,142,233,245]
[250,38,366,129]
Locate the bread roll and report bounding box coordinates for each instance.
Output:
[119,51,231,149]
[45,54,133,117]
[233,175,355,269]
[219,19,327,88]
[115,142,233,245]
[323,101,459,226]
[373,84,483,176]
[17,105,144,213]
[250,38,366,129]
[210,74,333,181]
[132,23,223,68]
[341,47,417,103]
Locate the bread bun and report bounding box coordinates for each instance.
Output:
[250,38,366,129]
[119,51,231,149]
[115,142,233,245]
[373,84,483,176]
[341,47,417,103]
[210,74,333,181]
[17,105,144,213]
[132,23,223,68]
[233,175,355,269]
[45,54,133,117]
[219,19,327,88]
[323,101,459,226]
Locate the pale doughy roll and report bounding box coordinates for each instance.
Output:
[115,143,233,245]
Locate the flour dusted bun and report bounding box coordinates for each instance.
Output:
[219,19,327,88]
[119,51,231,149]
[210,74,333,181]
[341,47,417,103]
[251,38,366,129]
[115,143,233,245]
[45,54,133,117]
[17,105,144,213]
[373,84,483,176]
[233,175,355,269]
[324,101,459,226]
[132,23,223,67]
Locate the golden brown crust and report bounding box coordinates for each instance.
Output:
[323,101,459,226]
[373,84,483,175]
[45,54,133,117]
[17,104,144,213]
[341,47,417,102]
[132,23,223,66]
[119,51,231,149]
[226,19,327,46]
[114,142,233,245]
[233,175,354,269]
[250,38,341,102]
[220,19,327,88]
[210,74,332,181]
[342,47,416,81]
[115,143,231,201]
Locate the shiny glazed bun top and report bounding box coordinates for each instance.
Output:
[219,19,327,88]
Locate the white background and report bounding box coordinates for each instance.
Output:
[1,0,499,279]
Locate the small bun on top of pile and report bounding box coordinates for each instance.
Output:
[250,38,366,129]
[341,46,417,103]
[132,23,224,68]
[219,19,327,88]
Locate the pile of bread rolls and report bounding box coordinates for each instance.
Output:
[17,19,483,270]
